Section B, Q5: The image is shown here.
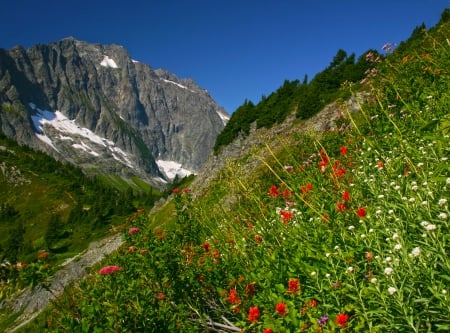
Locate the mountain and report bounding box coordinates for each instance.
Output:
[0,37,228,186]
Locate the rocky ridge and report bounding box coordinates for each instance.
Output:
[0,38,228,186]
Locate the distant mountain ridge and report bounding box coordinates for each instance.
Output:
[0,37,228,186]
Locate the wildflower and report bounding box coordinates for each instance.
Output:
[410,247,420,257]
[346,266,354,273]
[226,289,241,305]
[99,265,121,275]
[247,306,260,323]
[388,287,397,295]
[203,242,211,252]
[332,161,346,177]
[263,329,273,333]
[370,278,378,284]
[301,183,313,194]
[336,313,349,327]
[392,233,399,240]
[311,271,317,277]
[172,188,181,194]
[384,267,394,275]
[37,251,49,260]
[128,227,140,234]
[425,224,437,231]
[438,198,447,206]
[439,213,447,220]
[342,190,351,201]
[254,234,263,243]
[394,244,402,251]
[309,299,318,307]
[139,249,149,255]
[287,278,300,294]
[365,252,373,260]
[357,207,367,218]
[348,225,355,231]
[275,302,287,316]
[340,146,348,156]
[282,188,293,199]
[280,210,294,223]
[269,185,280,197]
[318,315,329,326]
[337,202,346,212]
[156,292,166,300]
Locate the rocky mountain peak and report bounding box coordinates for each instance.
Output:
[0,38,229,186]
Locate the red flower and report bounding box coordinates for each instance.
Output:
[269,185,280,197]
[340,146,348,156]
[99,265,121,275]
[282,188,293,199]
[280,210,294,223]
[254,234,263,243]
[128,227,140,234]
[156,292,166,300]
[37,251,49,259]
[336,313,349,327]
[342,190,351,201]
[275,302,287,316]
[357,207,367,218]
[332,161,346,177]
[301,183,313,194]
[337,202,346,212]
[172,188,181,194]
[287,278,300,294]
[248,306,260,323]
[203,242,211,252]
[309,299,318,307]
[263,328,273,333]
[226,289,241,305]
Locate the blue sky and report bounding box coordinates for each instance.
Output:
[2,0,449,114]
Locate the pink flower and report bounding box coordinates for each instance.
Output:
[99,265,121,275]
[128,227,140,234]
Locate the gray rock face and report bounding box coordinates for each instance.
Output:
[0,37,228,185]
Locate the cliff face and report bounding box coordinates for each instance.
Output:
[0,37,228,185]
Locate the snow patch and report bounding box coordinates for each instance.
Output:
[100,55,118,68]
[217,110,229,125]
[161,79,196,93]
[29,103,134,168]
[156,160,193,181]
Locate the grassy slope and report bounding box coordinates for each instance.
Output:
[0,135,161,264]
[7,10,450,333]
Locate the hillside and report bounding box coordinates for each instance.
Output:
[2,8,450,333]
[0,132,161,275]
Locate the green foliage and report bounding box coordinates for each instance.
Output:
[0,132,161,276]
[215,48,375,152]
